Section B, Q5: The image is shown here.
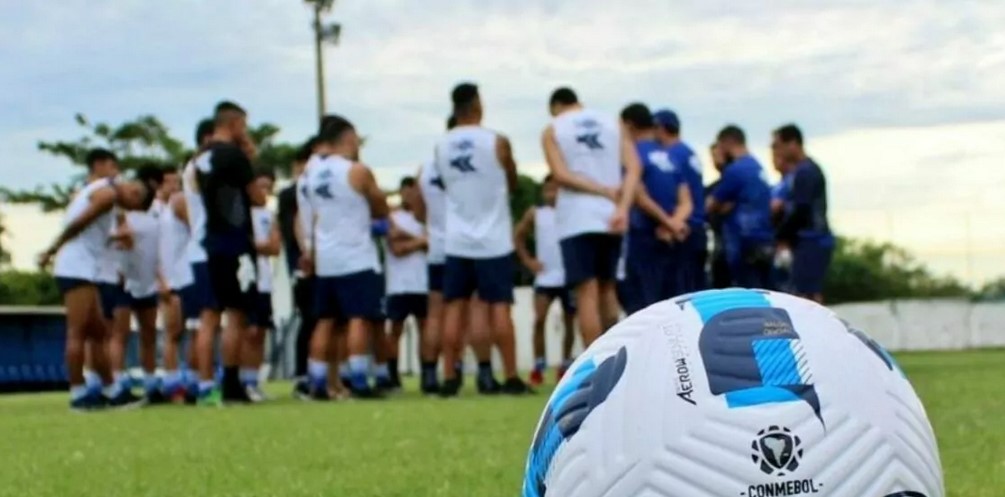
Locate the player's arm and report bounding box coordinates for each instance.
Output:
[351,163,390,220]
[670,182,694,228]
[513,208,541,274]
[170,192,188,225]
[707,168,738,215]
[257,213,282,257]
[777,167,816,242]
[387,218,427,257]
[295,176,314,254]
[542,125,612,198]
[411,165,428,223]
[617,124,642,215]
[38,187,116,267]
[496,134,518,193]
[635,182,672,227]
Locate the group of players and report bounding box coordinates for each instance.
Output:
[41,83,831,410]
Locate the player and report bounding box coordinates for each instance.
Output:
[39,175,150,410]
[543,87,641,345]
[243,170,280,402]
[772,124,834,303]
[158,165,193,401]
[300,114,389,400]
[433,82,530,397]
[383,177,431,392]
[513,174,576,386]
[191,101,259,405]
[621,103,691,312]
[707,125,775,289]
[653,108,706,293]
[123,165,168,403]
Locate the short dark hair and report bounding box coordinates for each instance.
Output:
[543,173,554,183]
[451,83,479,115]
[446,115,457,130]
[255,168,276,182]
[85,148,117,171]
[214,101,246,127]
[161,166,179,177]
[135,163,165,188]
[549,87,578,107]
[620,103,654,129]
[195,118,214,147]
[400,176,416,189]
[317,114,355,143]
[295,137,316,163]
[774,123,804,146]
[717,124,746,145]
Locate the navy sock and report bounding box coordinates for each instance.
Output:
[477,361,493,380]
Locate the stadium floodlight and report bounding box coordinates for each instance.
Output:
[304,0,340,122]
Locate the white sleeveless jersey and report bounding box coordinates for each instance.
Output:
[433,126,513,259]
[302,154,380,277]
[123,210,160,299]
[95,207,123,284]
[417,160,447,264]
[533,206,565,288]
[384,209,428,295]
[53,179,116,282]
[552,108,622,239]
[251,206,274,293]
[159,198,193,290]
[182,159,208,264]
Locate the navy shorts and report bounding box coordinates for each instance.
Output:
[206,254,244,311]
[130,294,159,311]
[626,234,681,308]
[385,293,428,322]
[560,233,622,288]
[534,286,575,313]
[246,290,274,328]
[792,240,834,295]
[679,226,708,293]
[427,263,445,293]
[185,262,217,316]
[57,277,94,295]
[98,282,129,320]
[444,253,514,304]
[315,270,385,322]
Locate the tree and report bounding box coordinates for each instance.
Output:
[0,213,10,268]
[0,114,300,211]
[824,237,971,304]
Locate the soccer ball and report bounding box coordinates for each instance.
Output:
[522,289,944,497]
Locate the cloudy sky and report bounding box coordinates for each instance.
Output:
[1,0,1004,282]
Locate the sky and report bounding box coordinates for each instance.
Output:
[1,0,1004,282]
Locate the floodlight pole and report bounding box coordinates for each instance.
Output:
[312,1,327,123]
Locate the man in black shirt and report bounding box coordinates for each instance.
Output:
[276,139,317,393]
[192,101,258,405]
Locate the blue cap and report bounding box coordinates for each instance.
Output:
[653,109,680,130]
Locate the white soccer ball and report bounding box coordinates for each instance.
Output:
[522,289,944,497]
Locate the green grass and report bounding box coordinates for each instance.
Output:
[0,350,1003,497]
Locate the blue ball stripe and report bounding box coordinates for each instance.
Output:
[691,289,770,323]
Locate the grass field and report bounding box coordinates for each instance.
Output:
[1,350,1003,497]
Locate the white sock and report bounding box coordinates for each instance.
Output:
[349,355,370,377]
[70,385,89,401]
[83,370,102,389]
[240,368,259,385]
[308,360,328,381]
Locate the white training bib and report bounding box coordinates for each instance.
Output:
[384,209,428,295]
[251,206,274,293]
[182,159,208,264]
[159,197,194,291]
[302,154,380,277]
[433,125,513,259]
[123,210,160,299]
[552,108,622,240]
[53,178,116,282]
[533,206,566,288]
[418,160,447,265]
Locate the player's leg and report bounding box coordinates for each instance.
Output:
[107,292,133,395]
[133,298,163,403]
[413,294,434,392]
[292,275,316,397]
[382,296,407,390]
[329,324,350,398]
[61,280,103,410]
[337,270,386,398]
[561,234,605,347]
[558,289,577,380]
[529,289,554,386]
[306,277,337,400]
[240,291,269,402]
[478,254,530,394]
[439,257,476,396]
[466,296,501,394]
[160,292,184,401]
[598,235,624,332]
[422,267,444,394]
